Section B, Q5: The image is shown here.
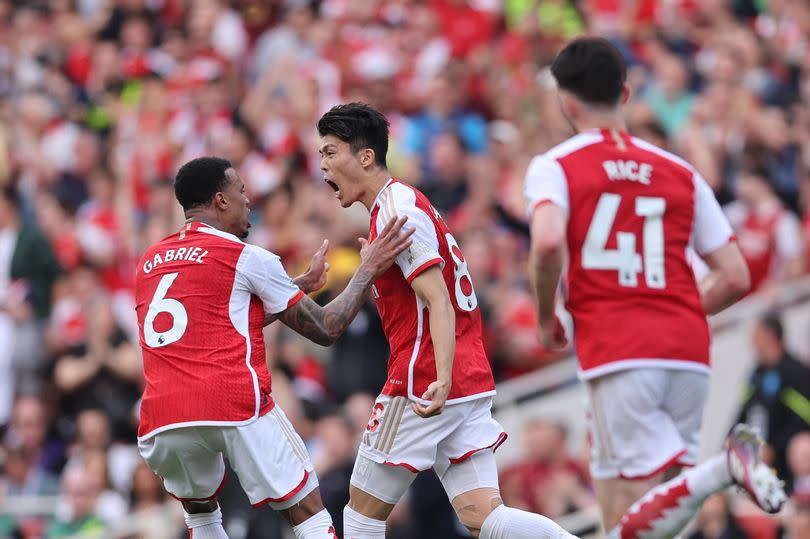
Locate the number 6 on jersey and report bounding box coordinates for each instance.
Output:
[144,272,189,348]
[583,193,667,289]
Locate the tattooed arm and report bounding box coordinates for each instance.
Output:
[276,264,376,345]
[276,216,413,345]
[264,240,330,327]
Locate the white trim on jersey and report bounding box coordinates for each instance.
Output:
[138,417,264,442]
[523,155,570,215]
[407,294,425,402]
[406,288,496,407]
[229,252,262,426]
[138,225,301,442]
[198,224,244,244]
[523,131,604,217]
[628,137,735,256]
[579,358,711,381]
[370,178,395,212]
[545,130,604,160]
[377,182,445,280]
[629,136,694,171]
[690,171,735,256]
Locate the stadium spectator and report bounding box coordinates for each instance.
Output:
[4,395,63,493]
[310,413,356,538]
[53,296,142,443]
[787,432,810,502]
[319,248,390,403]
[500,419,592,519]
[726,166,805,293]
[45,464,106,539]
[738,313,810,487]
[0,184,61,397]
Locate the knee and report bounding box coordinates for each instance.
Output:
[454,495,503,537]
[183,499,218,514]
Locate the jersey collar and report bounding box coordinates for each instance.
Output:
[370,178,395,212]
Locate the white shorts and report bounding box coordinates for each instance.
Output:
[352,395,505,502]
[585,368,708,481]
[138,406,317,510]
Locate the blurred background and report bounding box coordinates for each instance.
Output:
[0,0,809,538]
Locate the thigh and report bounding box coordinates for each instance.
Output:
[586,369,685,481]
[138,428,226,502]
[663,370,709,467]
[439,449,500,504]
[222,406,318,510]
[349,453,417,514]
[358,395,465,473]
[434,397,506,479]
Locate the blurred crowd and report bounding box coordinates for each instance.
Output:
[1,0,810,537]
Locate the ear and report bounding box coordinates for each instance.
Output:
[213,191,228,211]
[360,148,376,168]
[621,84,632,105]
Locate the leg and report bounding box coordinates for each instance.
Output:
[344,454,417,538]
[182,500,228,539]
[224,408,336,539]
[440,450,577,539]
[606,425,787,539]
[586,370,694,530]
[277,488,336,539]
[137,428,230,538]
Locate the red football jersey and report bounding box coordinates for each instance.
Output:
[135,222,304,440]
[726,200,803,293]
[524,129,735,379]
[369,179,495,404]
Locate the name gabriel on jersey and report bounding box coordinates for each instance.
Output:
[142,247,208,274]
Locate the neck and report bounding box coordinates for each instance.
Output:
[184,210,223,231]
[360,169,393,211]
[575,107,627,133]
[574,114,627,134]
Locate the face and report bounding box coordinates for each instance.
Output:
[218,168,251,238]
[11,397,46,451]
[319,135,368,208]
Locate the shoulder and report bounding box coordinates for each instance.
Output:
[238,242,282,269]
[381,180,419,209]
[196,225,245,246]
[376,180,430,224]
[629,136,696,176]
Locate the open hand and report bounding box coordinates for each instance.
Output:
[296,240,330,294]
[412,380,450,418]
[359,216,414,277]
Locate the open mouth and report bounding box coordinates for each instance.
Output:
[324,178,341,198]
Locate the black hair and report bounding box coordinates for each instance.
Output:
[759,312,784,342]
[317,102,389,168]
[174,157,233,212]
[551,37,627,106]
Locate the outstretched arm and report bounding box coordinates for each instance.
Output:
[264,240,331,327]
[277,216,413,345]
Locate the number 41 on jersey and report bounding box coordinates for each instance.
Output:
[582,193,667,289]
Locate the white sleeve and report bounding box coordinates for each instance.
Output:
[523,154,570,216]
[774,212,804,258]
[692,172,735,255]
[237,245,303,314]
[376,198,444,283]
